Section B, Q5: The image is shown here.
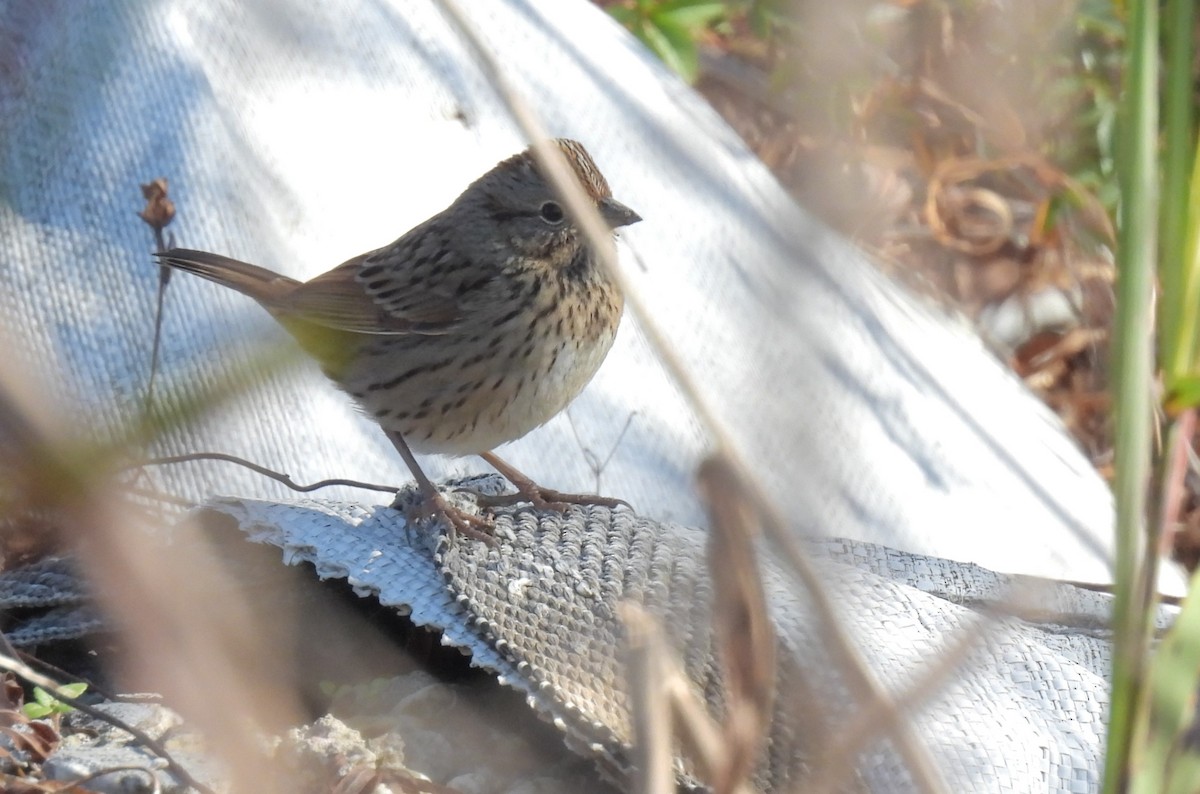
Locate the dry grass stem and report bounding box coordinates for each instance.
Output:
[0,337,303,794]
[697,455,776,792]
[620,602,679,794]
[433,3,949,789]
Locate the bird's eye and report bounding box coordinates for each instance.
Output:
[539,201,565,224]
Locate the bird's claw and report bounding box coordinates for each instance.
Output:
[405,490,496,544]
[476,486,630,513]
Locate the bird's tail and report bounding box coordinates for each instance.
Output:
[155,248,300,306]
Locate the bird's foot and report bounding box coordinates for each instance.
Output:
[476,483,631,513]
[475,450,632,514]
[404,489,496,545]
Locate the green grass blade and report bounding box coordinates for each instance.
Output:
[1159,0,1197,388]
[1104,0,1159,790]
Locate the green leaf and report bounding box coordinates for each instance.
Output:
[607,6,637,27]
[656,0,726,29]
[1166,374,1200,412]
[1131,564,1200,793]
[642,13,700,81]
[56,682,87,700]
[23,702,52,720]
[1167,752,1200,794]
[749,5,773,38]
[22,683,86,718]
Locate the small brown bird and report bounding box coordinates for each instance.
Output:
[158,139,640,539]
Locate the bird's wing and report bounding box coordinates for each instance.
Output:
[282,227,472,335]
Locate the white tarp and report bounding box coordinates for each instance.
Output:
[0,0,1158,589]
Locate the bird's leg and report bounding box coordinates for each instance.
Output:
[386,430,495,543]
[476,451,631,512]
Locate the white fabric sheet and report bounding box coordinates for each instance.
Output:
[0,0,1164,589]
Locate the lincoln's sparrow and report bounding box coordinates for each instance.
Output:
[157,139,640,539]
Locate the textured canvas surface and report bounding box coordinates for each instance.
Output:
[209,495,1121,792]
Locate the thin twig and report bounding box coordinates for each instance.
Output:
[16,651,120,706]
[808,612,991,792]
[0,631,19,664]
[129,452,399,495]
[138,178,176,416]
[756,492,949,794]
[566,409,637,493]
[124,483,195,510]
[697,455,775,793]
[620,604,678,794]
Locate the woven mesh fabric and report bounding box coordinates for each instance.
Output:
[0,494,1128,789]
[0,556,107,647]
[208,495,1115,792]
[0,556,90,609]
[437,506,716,780]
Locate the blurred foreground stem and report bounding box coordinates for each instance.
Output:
[1103,0,1158,790]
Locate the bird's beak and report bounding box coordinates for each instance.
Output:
[599,197,642,229]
